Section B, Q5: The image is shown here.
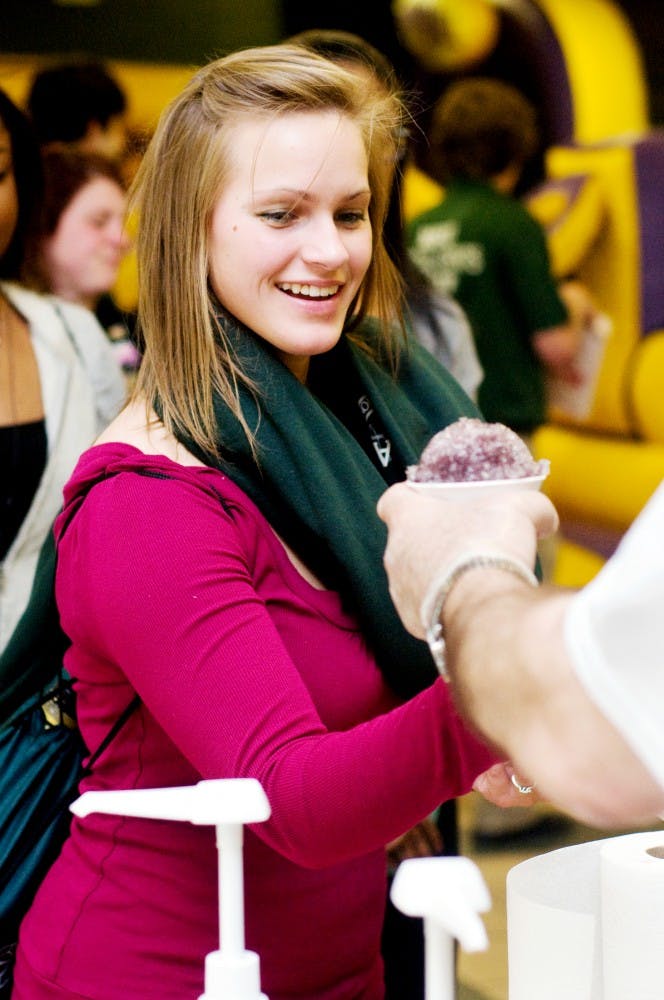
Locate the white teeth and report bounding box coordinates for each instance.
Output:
[278,282,339,298]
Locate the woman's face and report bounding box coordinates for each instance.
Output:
[42,175,130,307]
[208,111,372,382]
[0,121,19,261]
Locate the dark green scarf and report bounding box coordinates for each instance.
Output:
[175,319,480,699]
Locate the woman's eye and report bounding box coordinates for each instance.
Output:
[337,210,367,227]
[257,209,295,226]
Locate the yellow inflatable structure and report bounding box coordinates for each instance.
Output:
[396,0,664,585]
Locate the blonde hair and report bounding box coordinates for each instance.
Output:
[130,44,405,458]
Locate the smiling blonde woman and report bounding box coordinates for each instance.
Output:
[12,46,530,1000]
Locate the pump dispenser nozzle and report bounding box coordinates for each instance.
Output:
[391,855,490,1000]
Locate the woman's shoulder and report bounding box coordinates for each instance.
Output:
[78,410,265,523]
[95,402,206,466]
[59,439,263,549]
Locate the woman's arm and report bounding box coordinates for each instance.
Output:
[59,467,499,869]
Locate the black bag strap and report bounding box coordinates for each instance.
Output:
[54,466,161,768]
[82,693,141,775]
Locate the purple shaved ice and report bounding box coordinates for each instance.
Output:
[407,418,549,483]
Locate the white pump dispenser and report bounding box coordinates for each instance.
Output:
[390,855,490,1000]
[71,778,271,1000]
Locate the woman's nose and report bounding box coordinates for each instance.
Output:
[300,217,349,269]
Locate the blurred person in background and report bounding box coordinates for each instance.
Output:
[22,147,140,379]
[406,75,598,838]
[0,85,125,721]
[26,61,128,165]
[407,77,594,439]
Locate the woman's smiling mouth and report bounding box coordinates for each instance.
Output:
[277,282,341,298]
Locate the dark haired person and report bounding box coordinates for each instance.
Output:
[0,87,124,589]
[22,148,139,377]
[407,77,598,839]
[26,61,128,163]
[407,77,593,438]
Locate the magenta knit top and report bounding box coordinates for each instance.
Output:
[13,444,496,1000]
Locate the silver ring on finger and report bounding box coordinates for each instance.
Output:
[511,773,535,795]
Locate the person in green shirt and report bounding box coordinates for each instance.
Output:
[407,77,591,435]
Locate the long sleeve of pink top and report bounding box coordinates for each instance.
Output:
[13,444,496,1000]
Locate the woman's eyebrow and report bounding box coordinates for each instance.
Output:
[252,186,370,201]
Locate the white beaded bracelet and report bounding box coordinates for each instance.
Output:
[421,553,539,681]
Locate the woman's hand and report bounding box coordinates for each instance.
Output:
[473,762,544,808]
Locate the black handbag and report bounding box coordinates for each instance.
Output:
[0,674,82,989]
[0,673,139,996]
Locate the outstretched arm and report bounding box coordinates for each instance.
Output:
[377,484,664,826]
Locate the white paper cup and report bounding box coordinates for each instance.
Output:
[406,472,548,502]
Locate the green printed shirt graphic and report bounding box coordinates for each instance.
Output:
[408,219,484,297]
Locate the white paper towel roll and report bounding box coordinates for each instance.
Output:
[601,831,664,1000]
[507,830,664,1000]
[507,839,604,1000]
